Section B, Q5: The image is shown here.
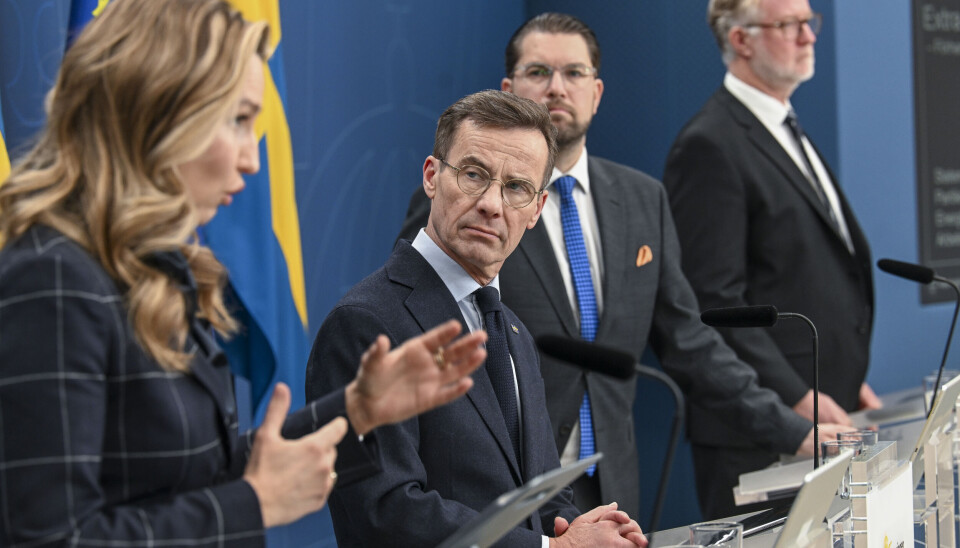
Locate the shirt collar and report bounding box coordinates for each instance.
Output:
[411,229,499,303]
[549,145,591,193]
[724,72,795,128]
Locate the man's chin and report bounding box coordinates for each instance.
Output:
[556,127,588,150]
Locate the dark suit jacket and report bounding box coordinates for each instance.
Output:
[0,225,377,547]
[305,241,579,548]
[663,87,873,426]
[397,156,812,518]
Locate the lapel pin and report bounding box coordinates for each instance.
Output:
[511,324,519,334]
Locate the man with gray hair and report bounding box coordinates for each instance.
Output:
[664,0,877,518]
[308,90,647,547]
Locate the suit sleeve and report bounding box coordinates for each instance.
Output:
[0,251,264,548]
[305,304,546,548]
[234,388,382,488]
[663,131,810,407]
[646,182,811,455]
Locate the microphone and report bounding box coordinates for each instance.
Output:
[700,305,778,328]
[877,258,934,284]
[535,334,635,379]
[701,305,821,470]
[878,258,960,417]
[535,335,684,535]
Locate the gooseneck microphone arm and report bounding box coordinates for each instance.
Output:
[535,335,684,535]
[633,363,685,533]
[779,312,819,469]
[878,258,960,417]
[931,295,960,418]
[700,305,821,470]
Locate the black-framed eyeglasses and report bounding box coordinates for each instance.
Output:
[439,159,542,208]
[511,62,598,88]
[743,12,822,40]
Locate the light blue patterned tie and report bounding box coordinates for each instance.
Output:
[554,175,598,476]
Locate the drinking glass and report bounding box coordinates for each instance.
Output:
[837,429,878,447]
[821,439,862,498]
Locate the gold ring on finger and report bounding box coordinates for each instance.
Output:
[434,347,447,369]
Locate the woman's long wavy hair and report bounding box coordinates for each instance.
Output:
[0,0,270,372]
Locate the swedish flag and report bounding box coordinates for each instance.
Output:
[66,0,110,49]
[0,89,9,182]
[203,0,310,421]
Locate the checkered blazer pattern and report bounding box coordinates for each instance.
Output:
[0,225,377,547]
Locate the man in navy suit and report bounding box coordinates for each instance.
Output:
[663,0,878,518]
[307,90,647,547]
[398,12,847,520]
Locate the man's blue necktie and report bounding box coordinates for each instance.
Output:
[475,286,522,467]
[553,175,598,476]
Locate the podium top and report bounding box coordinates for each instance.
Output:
[910,374,960,488]
[437,453,601,548]
[772,449,852,548]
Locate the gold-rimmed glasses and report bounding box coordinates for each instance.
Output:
[439,159,542,208]
[511,62,598,89]
[743,12,822,40]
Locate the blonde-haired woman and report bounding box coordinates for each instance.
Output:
[0,0,485,545]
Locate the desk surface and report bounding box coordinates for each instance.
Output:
[649,499,849,547]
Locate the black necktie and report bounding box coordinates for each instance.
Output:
[474,286,521,465]
[783,111,839,229]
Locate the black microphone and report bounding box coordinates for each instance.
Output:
[701,305,821,470]
[878,258,960,417]
[700,305,779,328]
[877,258,935,284]
[535,335,684,534]
[535,334,635,379]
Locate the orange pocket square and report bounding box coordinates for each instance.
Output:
[636,245,653,267]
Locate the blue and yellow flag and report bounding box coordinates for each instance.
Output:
[62,0,308,430]
[203,0,310,421]
[66,0,110,49]
[0,89,9,182]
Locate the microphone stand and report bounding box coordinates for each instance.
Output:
[928,277,960,417]
[635,364,685,535]
[701,306,821,471]
[877,259,960,418]
[779,313,820,469]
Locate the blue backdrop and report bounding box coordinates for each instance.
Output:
[0,0,940,545]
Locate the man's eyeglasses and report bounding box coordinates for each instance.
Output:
[743,12,822,40]
[511,63,598,89]
[439,159,542,208]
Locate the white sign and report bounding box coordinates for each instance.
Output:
[863,465,913,548]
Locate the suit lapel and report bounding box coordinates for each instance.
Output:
[718,89,849,248]
[186,325,237,457]
[387,244,523,482]
[807,139,872,264]
[515,224,578,337]
[589,158,628,338]
[504,317,541,483]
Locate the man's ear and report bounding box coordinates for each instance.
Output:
[526,189,548,229]
[501,77,513,92]
[592,77,604,115]
[729,26,754,59]
[423,155,440,199]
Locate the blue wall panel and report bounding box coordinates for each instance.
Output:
[0,0,943,545]
[835,2,944,395]
[283,1,526,332]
